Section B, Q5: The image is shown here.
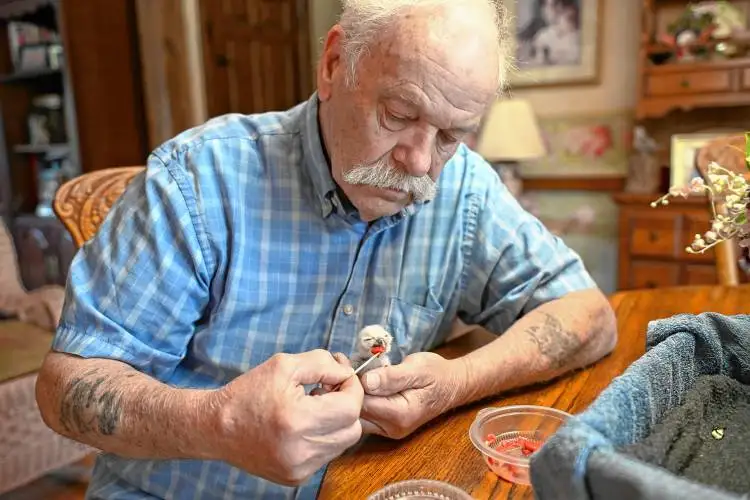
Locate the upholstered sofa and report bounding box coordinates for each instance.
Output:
[0,219,91,495]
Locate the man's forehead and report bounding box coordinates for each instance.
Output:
[379,83,487,132]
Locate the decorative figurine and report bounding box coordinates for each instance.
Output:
[624,126,662,195]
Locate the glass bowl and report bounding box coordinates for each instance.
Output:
[468,405,571,485]
[367,479,472,500]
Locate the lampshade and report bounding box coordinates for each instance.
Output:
[475,98,547,162]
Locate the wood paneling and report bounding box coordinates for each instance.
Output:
[199,0,312,117]
[58,0,148,171]
[135,0,206,149]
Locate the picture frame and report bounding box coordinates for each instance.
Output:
[669,131,741,188]
[520,108,633,179]
[505,0,603,87]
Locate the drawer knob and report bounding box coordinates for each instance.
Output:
[680,79,690,88]
[649,231,659,242]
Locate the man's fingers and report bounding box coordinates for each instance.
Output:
[359,418,388,437]
[289,349,354,386]
[305,372,364,432]
[335,367,364,403]
[305,386,364,433]
[361,393,404,422]
[332,352,352,368]
[322,353,352,391]
[360,362,425,396]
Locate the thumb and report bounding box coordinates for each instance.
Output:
[361,362,423,396]
[291,349,354,386]
[321,352,353,391]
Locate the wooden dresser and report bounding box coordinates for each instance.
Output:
[636,0,750,120]
[613,192,721,290]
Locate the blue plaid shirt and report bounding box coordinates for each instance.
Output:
[52,92,596,499]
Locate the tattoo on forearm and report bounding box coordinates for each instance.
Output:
[59,369,124,436]
[525,312,582,369]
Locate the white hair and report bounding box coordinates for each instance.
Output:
[337,0,512,93]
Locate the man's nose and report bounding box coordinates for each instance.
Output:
[395,131,432,178]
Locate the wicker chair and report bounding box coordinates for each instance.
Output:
[54,166,145,248]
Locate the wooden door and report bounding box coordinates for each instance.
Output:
[199,0,312,117]
[59,0,150,171]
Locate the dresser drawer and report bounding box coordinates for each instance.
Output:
[646,69,733,96]
[629,214,678,258]
[741,68,750,90]
[683,264,718,285]
[629,261,680,289]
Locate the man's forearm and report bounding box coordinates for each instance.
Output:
[449,288,617,408]
[36,352,223,461]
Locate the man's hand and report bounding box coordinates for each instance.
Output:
[358,352,464,439]
[213,350,364,486]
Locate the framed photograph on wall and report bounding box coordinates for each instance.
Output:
[520,108,633,179]
[506,0,602,87]
[669,131,741,188]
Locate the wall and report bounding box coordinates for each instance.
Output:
[309,0,341,79]
[136,0,207,149]
[514,0,642,294]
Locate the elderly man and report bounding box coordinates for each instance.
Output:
[36,0,617,498]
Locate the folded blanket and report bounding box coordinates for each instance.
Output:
[529,312,750,500]
[620,374,750,495]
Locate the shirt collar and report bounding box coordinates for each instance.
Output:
[299,92,429,221]
[300,92,339,218]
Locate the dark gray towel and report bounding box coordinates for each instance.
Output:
[620,374,750,495]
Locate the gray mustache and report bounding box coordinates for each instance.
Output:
[342,159,437,202]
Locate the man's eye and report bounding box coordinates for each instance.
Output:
[387,110,409,122]
[440,131,458,143]
[381,108,411,131]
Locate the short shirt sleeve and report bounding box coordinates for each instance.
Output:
[52,154,213,380]
[459,162,597,334]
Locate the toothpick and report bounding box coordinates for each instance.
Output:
[353,351,382,375]
[328,352,381,392]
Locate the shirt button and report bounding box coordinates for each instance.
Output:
[342,304,354,316]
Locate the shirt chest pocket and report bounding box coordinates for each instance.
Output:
[386,288,445,362]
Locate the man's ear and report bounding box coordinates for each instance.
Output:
[317,25,345,101]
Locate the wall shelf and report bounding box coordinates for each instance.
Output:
[0,0,149,290]
[636,1,750,120]
[13,142,67,154]
[0,66,60,83]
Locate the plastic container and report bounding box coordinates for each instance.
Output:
[468,405,571,485]
[367,479,472,500]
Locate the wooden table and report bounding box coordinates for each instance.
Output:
[318,285,750,499]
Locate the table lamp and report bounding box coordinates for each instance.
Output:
[474,98,547,196]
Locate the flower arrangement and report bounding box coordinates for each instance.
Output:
[650,133,750,255]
